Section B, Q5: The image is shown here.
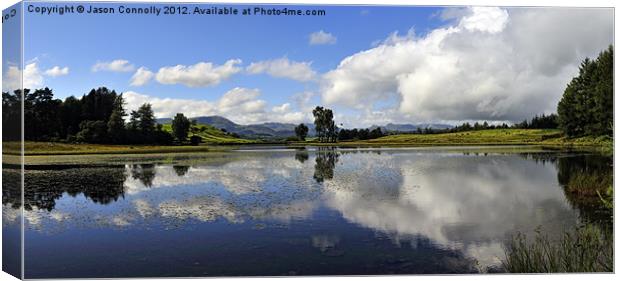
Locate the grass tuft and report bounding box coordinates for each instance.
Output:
[502,225,613,273]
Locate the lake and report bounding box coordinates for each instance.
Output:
[2,146,613,277]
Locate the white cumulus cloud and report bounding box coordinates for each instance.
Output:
[23,63,44,89]
[130,67,154,86]
[92,59,135,72]
[321,7,613,123]
[43,66,69,77]
[3,63,69,91]
[309,30,337,45]
[123,87,306,124]
[155,59,242,88]
[246,58,317,82]
[2,65,23,92]
[458,6,509,33]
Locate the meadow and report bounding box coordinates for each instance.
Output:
[5,128,612,156]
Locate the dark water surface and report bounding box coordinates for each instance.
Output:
[2,146,612,277]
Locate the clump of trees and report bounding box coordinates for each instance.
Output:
[2,87,174,144]
[312,106,338,142]
[557,46,613,137]
[512,114,559,129]
[338,127,385,140]
[294,123,309,141]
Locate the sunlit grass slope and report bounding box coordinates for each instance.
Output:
[361,129,563,145]
[160,124,254,144]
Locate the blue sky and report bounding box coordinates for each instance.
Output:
[5,3,614,127]
[22,3,443,113]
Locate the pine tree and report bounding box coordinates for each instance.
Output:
[107,95,127,143]
[558,46,613,137]
[137,103,156,134]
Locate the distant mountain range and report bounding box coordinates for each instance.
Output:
[157,116,452,138]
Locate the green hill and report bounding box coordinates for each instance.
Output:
[161,124,255,144]
[363,129,564,145]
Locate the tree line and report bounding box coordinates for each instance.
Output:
[2,87,197,145]
[293,106,387,142]
[293,106,557,142]
[557,45,613,137]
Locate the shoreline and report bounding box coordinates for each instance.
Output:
[2,129,612,156]
[1,141,610,156]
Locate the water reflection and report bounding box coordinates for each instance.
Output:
[294,149,309,163]
[10,147,613,276]
[17,166,126,211]
[130,164,156,187]
[313,147,339,183]
[172,165,190,177]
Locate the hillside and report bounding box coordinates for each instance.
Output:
[158,115,314,139]
[362,129,564,145]
[160,123,255,144]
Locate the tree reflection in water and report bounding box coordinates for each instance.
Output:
[294,148,309,164]
[520,152,613,229]
[313,147,339,183]
[14,166,128,211]
[172,165,190,177]
[130,164,156,187]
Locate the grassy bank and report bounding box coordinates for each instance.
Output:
[368,129,563,145]
[4,129,612,155]
[298,129,611,148]
[2,124,256,155]
[3,141,228,156]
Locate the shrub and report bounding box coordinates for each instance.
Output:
[189,135,202,146]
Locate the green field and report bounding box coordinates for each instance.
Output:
[295,129,612,151]
[3,129,612,156]
[348,129,609,147]
[4,141,228,156]
[368,129,563,145]
[160,123,255,144]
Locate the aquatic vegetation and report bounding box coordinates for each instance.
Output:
[565,170,612,198]
[502,225,613,273]
[597,185,614,210]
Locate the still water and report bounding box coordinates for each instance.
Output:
[2,146,613,277]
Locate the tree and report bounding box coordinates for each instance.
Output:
[128,110,140,131]
[558,46,613,137]
[137,103,156,134]
[2,90,22,141]
[189,135,202,146]
[107,95,127,143]
[60,96,84,139]
[312,106,338,142]
[172,113,191,143]
[76,120,108,143]
[24,88,62,141]
[313,106,326,141]
[294,123,309,141]
[81,87,118,122]
[369,127,385,139]
[126,103,173,144]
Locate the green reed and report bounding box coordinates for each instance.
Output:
[502,225,613,273]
